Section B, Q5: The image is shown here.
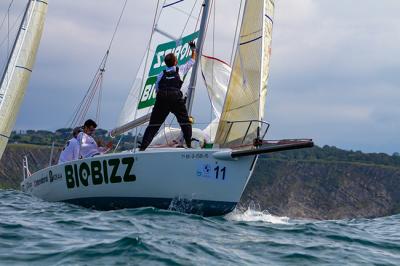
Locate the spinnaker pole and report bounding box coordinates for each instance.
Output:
[185,0,212,115]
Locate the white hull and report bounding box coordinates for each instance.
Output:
[21,148,257,216]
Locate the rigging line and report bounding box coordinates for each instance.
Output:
[67,52,108,127]
[194,1,203,32]
[68,0,127,127]
[77,77,101,125]
[71,74,99,127]
[167,0,203,129]
[179,0,199,38]
[107,0,128,52]
[162,0,184,8]
[135,0,162,120]
[0,7,24,50]
[0,0,13,32]
[113,134,123,152]
[230,0,243,66]
[210,0,215,127]
[170,5,198,20]
[7,1,11,74]
[132,0,162,149]
[81,74,102,119]
[96,73,104,123]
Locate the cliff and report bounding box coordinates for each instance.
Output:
[1,144,399,219]
[241,158,400,219]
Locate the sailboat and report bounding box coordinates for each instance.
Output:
[21,0,313,216]
[0,0,48,160]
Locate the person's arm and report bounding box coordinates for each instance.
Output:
[72,140,80,161]
[179,41,197,77]
[96,139,113,154]
[189,41,196,61]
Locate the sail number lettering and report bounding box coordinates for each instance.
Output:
[65,157,136,189]
[214,166,226,180]
[197,163,227,180]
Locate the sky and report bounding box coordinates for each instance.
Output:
[0,0,399,154]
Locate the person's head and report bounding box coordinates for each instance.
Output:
[83,119,97,136]
[164,53,177,67]
[72,127,82,138]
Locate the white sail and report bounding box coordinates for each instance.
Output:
[214,0,275,148]
[0,0,48,160]
[200,55,231,118]
[117,0,202,128]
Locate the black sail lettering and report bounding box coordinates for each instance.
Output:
[91,161,103,185]
[65,165,75,189]
[108,159,122,183]
[122,157,136,182]
[79,163,90,186]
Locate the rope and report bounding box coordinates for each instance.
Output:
[66,0,128,128]
[179,0,199,38]
[0,0,13,32]
[230,0,243,65]
[132,0,162,151]
[113,134,124,152]
[96,72,104,123]
[107,0,128,52]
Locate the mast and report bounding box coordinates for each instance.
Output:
[185,0,212,115]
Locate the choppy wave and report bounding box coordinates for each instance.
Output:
[0,189,399,265]
[225,205,289,224]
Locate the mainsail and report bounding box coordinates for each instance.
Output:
[214,0,275,148]
[0,0,48,160]
[117,0,203,131]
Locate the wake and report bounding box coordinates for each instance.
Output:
[225,204,289,224]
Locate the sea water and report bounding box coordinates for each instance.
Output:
[0,190,399,265]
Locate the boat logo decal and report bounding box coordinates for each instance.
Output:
[64,157,136,189]
[34,176,48,187]
[49,170,62,183]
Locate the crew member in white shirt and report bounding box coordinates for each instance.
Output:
[58,127,82,164]
[77,119,112,158]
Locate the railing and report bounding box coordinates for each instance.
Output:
[221,120,271,147]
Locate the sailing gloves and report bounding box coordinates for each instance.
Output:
[189,41,196,51]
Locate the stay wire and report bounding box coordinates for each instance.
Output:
[179,0,199,38]
[230,0,243,65]
[0,7,24,51]
[67,0,128,128]
[167,1,204,129]
[0,0,13,32]
[107,0,128,52]
[132,0,162,149]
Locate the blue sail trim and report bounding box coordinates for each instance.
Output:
[163,0,185,8]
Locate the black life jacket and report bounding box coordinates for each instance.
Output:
[158,67,183,91]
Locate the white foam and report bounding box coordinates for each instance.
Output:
[225,206,289,224]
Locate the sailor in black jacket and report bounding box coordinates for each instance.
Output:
[140,41,196,151]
